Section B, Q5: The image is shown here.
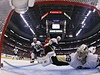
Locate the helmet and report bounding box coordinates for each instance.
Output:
[33,38,37,40]
[57,36,61,41]
[33,38,37,43]
[77,44,89,61]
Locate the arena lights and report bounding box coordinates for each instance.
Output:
[77,10,92,36]
[10,30,14,33]
[69,35,73,37]
[10,30,30,41]
[90,41,96,45]
[82,23,86,28]
[6,42,14,47]
[39,35,46,38]
[65,30,100,44]
[93,9,96,12]
[16,41,22,46]
[97,44,100,47]
[41,12,49,20]
[81,18,87,24]
[49,30,63,33]
[10,29,30,41]
[86,10,92,16]
[64,12,71,20]
[18,35,30,41]
[10,38,16,42]
[20,14,35,35]
[76,29,82,36]
[4,34,8,37]
[66,35,73,37]
[50,10,62,14]
[81,10,91,25]
[97,39,100,42]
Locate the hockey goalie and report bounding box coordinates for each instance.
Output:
[37,44,100,69]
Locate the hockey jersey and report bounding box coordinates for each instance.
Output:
[69,52,99,69]
[31,41,42,52]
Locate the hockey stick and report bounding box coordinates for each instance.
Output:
[3,60,39,68]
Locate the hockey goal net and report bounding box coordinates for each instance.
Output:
[0,0,100,68]
[35,0,98,7]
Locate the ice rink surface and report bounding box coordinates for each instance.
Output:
[1,58,100,75]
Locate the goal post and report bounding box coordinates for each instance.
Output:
[0,10,14,68]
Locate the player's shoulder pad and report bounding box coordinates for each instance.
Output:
[37,41,41,44]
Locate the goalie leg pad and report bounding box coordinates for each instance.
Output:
[37,52,55,66]
[37,55,52,66]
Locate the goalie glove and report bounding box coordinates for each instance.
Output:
[66,55,71,62]
[97,55,100,62]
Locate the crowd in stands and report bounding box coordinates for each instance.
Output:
[2,43,31,59]
[2,36,100,61]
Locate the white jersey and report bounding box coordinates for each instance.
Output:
[69,52,99,69]
[50,38,58,44]
[46,38,58,50]
[44,38,58,47]
[13,48,18,54]
[31,41,42,52]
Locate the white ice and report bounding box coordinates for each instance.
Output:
[1,58,100,75]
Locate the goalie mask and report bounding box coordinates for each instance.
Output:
[77,44,89,61]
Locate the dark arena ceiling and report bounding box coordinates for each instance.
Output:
[3,2,100,50]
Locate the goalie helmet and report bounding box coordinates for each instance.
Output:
[77,44,89,61]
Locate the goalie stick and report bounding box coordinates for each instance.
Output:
[3,60,39,68]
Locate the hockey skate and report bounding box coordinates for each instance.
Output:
[30,60,34,63]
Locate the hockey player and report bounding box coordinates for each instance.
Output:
[44,36,61,55]
[43,36,51,56]
[43,36,51,48]
[68,44,99,69]
[38,44,100,69]
[31,38,43,58]
[12,46,19,60]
